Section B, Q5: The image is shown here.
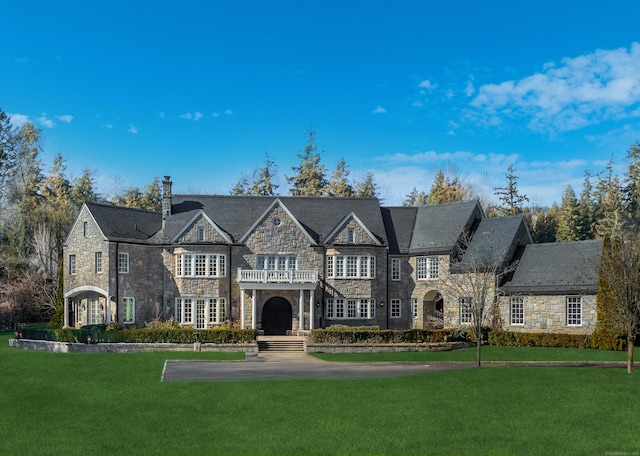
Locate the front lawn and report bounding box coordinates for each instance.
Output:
[1,333,639,455]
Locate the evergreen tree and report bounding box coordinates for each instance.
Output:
[325,158,353,197]
[249,152,278,196]
[577,171,597,240]
[230,175,249,195]
[286,129,327,196]
[623,142,640,223]
[140,177,162,210]
[70,168,98,211]
[354,171,379,199]
[531,204,559,243]
[595,159,625,238]
[493,164,529,215]
[556,186,581,242]
[403,187,428,206]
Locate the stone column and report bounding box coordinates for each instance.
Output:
[105,296,111,324]
[64,297,69,328]
[251,289,257,330]
[309,290,315,330]
[299,290,304,331]
[241,290,246,329]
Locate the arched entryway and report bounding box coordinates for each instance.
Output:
[423,290,444,329]
[261,297,292,335]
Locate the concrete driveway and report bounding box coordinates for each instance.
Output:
[161,351,474,382]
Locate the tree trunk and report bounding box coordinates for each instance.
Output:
[628,340,634,374]
[476,332,482,367]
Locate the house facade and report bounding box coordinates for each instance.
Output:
[63,176,602,336]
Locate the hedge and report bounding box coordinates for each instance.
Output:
[15,326,257,344]
[309,327,470,344]
[488,331,594,349]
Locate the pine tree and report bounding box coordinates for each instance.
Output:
[595,159,625,238]
[493,164,529,215]
[403,187,428,206]
[531,204,559,243]
[624,142,640,223]
[556,186,581,241]
[287,129,327,196]
[325,158,353,197]
[577,171,597,240]
[249,152,278,196]
[230,175,249,195]
[140,177,162,210]
[70,168,98,211]
[354,171,379,199]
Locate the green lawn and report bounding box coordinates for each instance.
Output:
[2,333,640,455]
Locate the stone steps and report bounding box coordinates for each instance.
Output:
[257,337,305,352]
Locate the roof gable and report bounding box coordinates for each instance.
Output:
[80,203,161,243]
[324,212,383,246]
[239,198,317,245]
[171,210,232,244]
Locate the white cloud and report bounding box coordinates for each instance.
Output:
[224,109,233,116]
[38,115,55,128]
[56,114,73,123]
[104,124,113,129]
[8,113,30,127]
[179,112,193,120]
[212,112,220,118]
[180,111,204,121]
[469,42,640,133]
[373,105,387,114]
[128,125,138,134]
[158,112,165,118]
[418,80,436,90]
[464,80,475,97]
[193,111,203,120]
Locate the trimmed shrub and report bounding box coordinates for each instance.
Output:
[590,329,626,351]
[488,331,593,349]
[309,328,469,344]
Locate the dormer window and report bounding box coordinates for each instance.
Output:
[347,228,355,244]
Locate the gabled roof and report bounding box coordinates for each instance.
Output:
[238,198,317,245]
[381,207,417,254]
[500,240,602,294]
[84,202,162,243]
[408,200,483,254]
[453,215,531,272]
[324,211,383,246]
[170,210,233,244]
[166,195,388,245]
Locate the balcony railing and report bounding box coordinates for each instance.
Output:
[237,268,318,284]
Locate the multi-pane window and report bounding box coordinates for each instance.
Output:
[118,252,129,273]
[95,252,102,273]
[459,297,472,324]
[510,297,524,325]
[416,256,439,280]
[197,227,205,242]
[326,298,375,319]
[256,255,297,271]
[390,299,401,318]
[347,228,355,244]
[391,258,401,281]
[326,256,375,278]
[175,254,226,277]
[123,297,135,323]
[411,298,419,318]
[567,296,582,326]
[69,254,76,275]
[89,299,101,324]
[176,297,227,328]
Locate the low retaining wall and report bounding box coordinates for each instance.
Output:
[9,338,258,354]
[306,341,471,353]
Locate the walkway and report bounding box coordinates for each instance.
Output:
[161,351,474,382]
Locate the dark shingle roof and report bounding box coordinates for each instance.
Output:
[408,200,482,254]
[86,203,162,242]
[500,240,602,294]
[381,207,417,254]
[167,195,388,245]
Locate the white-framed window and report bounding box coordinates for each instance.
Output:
[94,252,102,273]
[89,298,102,324]
[391,258,401,281]
[567,296,582,326]
[326,298,375,319]
[83,221,88,237]
[256,255,297,271]
[459,297,472,324]
[118,252,129,273]
[197,227,205,242]
[390,299,401,318]
[411,298,419,318]
[326,255,375,279]
[176,297,226,328]
[416,256,439,280]
[123,297,135,323]
[69,254,76,275]
[510,297,524,325]
[175,254,227,277]
[347,228,355,244]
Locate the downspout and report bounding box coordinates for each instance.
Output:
[228,244,233,323]
[385,247,390,330]
[114,241,119,324]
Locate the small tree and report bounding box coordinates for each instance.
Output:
[598,233,640,374]
[441,230,517,367]
[493,164,529,215]
[325,158,353,197]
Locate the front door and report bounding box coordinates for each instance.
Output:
[261,297,292,335]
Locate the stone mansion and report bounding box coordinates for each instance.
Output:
[63,176,601,336]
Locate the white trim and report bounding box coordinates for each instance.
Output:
[238,199,317,245]
[171,210,233,244]
[324,212,382,246]
[63,203,109,246]
[64,285,109,299]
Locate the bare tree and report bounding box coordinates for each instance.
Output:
[598,234,640,373]
[440,229,517,367]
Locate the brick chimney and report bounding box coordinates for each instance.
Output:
[162,176,172,231]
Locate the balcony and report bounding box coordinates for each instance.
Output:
[237,268,318,285]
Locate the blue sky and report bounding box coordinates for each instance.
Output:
[3,0,640,206]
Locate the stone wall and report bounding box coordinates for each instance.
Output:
[9,338,257,353]
[498,294,596,335]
